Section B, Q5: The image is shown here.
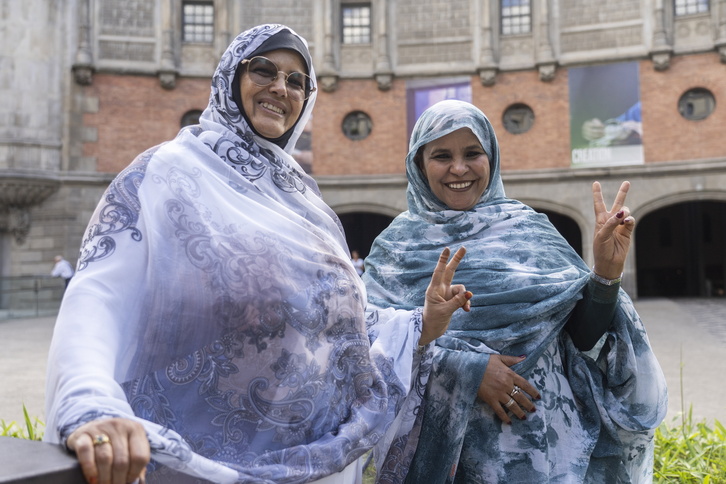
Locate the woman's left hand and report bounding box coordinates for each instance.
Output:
[591,181,635,280]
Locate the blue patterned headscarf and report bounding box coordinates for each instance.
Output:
[365,100,667,482]
[365,100,590,370]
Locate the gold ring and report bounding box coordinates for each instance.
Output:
[503,397,516,408]
[93,434,111,446]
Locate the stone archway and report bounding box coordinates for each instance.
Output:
[636,200,726,297]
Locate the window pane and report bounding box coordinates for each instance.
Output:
[342,4,372,44]
[674,0,709,16]
[183,1,214,43]
[501,0,531,35]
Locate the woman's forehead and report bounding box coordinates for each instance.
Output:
[255,49,307,72]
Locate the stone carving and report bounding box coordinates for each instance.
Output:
[0,179,59,244]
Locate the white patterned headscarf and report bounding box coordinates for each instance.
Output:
[46,24,428,484]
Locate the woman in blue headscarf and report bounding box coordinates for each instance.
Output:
[364,100,667,483]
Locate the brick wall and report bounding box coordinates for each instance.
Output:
[640,53,726,163]
[82,74,210,173]
[312,79,409,175]
[472,69,572,171]
[81,53,726,176]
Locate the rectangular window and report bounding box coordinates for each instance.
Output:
[183,1,214,44]
[342,4,371,44]
[501,0,531,35]
[674,0,709,16]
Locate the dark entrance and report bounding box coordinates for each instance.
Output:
[537,210,583,257]
[338,212,395,258]
[636,201,726,297]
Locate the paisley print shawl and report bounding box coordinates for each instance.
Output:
[45,24,429,484]
[364,100,667,483]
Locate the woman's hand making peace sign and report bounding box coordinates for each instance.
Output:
[591,181,636,280]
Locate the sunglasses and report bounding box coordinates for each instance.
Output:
[240,56,316,102]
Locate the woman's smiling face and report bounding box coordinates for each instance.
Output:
[239,49,306,139]
[420,128,491,211]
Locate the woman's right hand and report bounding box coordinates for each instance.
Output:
[66,417,150,484]
[420,247,472,346]
[477,354,540,424]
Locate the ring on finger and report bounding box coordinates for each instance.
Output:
[92,433,111,446]
[509,385,521,398]
[503,397,516,408]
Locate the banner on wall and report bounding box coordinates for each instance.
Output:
[406,78,472,138]
[569,62,643,167]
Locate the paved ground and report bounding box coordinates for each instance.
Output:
[1,298,725,429]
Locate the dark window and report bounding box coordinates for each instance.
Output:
[342,111,372,140]
[342,4,371,44]
[501,0,531,35]
[183,1,214,44]
[678,88,716,120]
[674,0,709,16]
[502,103,535,134]
[181,109,203,127]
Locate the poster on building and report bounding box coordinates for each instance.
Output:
[407,78,472,138]
[569,62,643,167]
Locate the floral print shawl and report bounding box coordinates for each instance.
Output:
[45,24,428,484]
[363,100,667,483]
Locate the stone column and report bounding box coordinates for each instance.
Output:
[477,0,498,86]
[217,0,232,57]
[716,0,726,62]
[374,0,393,90]
[319,0,339,92]
[72,0,94,85]
[158,0,178,89]
[650,0,673,70]
[536,0,557,82]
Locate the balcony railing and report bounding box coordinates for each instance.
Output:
[0,276,65,320]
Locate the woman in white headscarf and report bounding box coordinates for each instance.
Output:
[364,100,668,483]
[44,24,471,484]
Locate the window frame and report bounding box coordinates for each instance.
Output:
[674,0,709,17]
[182,0,215,44]
[500,0,532,36]
[341,2,372,45]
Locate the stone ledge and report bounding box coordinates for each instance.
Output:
[0,437,84,484]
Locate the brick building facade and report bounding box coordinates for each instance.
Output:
[1,0,725,311]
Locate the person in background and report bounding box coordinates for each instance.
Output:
[50,255,74,288]
[44,25,471,484]
[351,250,365,276]
[364,100,667,483]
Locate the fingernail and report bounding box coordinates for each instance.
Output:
[465,291,473,299]
[519,355,526,359]
[520,415,527,420]
[530,408,536,413]
[616,210,624,218]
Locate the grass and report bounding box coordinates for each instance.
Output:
[2,406,723,482]
[654,409,726,483]
[0,404,44,441]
